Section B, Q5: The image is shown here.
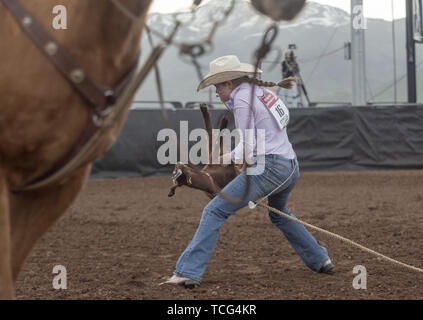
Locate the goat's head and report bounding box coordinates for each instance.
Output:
[168,162,243,198]
[168,104,244,198]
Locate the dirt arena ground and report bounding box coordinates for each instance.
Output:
[15,170,423,300]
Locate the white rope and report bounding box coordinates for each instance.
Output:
[251,202,423,274]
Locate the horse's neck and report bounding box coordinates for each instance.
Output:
[0,0,153,189]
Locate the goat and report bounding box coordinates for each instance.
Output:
[168,104,244,199]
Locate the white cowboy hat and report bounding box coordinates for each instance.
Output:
[197,55,262,91]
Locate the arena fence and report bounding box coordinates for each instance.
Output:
[91,104,423,178]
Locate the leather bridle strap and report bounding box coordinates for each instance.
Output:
[2,0,142,193]
[13,45,165,193]
[1,0,137,118]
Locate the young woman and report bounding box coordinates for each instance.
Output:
[162,55,333,287]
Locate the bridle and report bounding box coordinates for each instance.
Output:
[2,0,163,193]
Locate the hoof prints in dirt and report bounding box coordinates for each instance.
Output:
[15,172,423,299]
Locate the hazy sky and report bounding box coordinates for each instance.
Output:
[149,0,406,20]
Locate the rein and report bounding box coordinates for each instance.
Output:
[108,0,148,22]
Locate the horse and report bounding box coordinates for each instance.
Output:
[0,0,153,299]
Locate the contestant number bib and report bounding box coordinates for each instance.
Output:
[259,89,290,130]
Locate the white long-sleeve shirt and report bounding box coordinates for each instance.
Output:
[228,82,296,163]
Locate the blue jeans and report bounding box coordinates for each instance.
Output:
[174,155,329,282]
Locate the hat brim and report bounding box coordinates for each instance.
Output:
[197,66,262,91]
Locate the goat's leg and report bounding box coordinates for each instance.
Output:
[218,116,228,131]
[199,104,213,163]
[218,116,229,159]
[9,165,91,282]
[168,184,179,197]
[0,168,14,299]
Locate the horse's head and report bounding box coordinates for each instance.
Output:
[251,0,306,21]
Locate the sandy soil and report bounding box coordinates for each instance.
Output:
[15,170,423,299]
